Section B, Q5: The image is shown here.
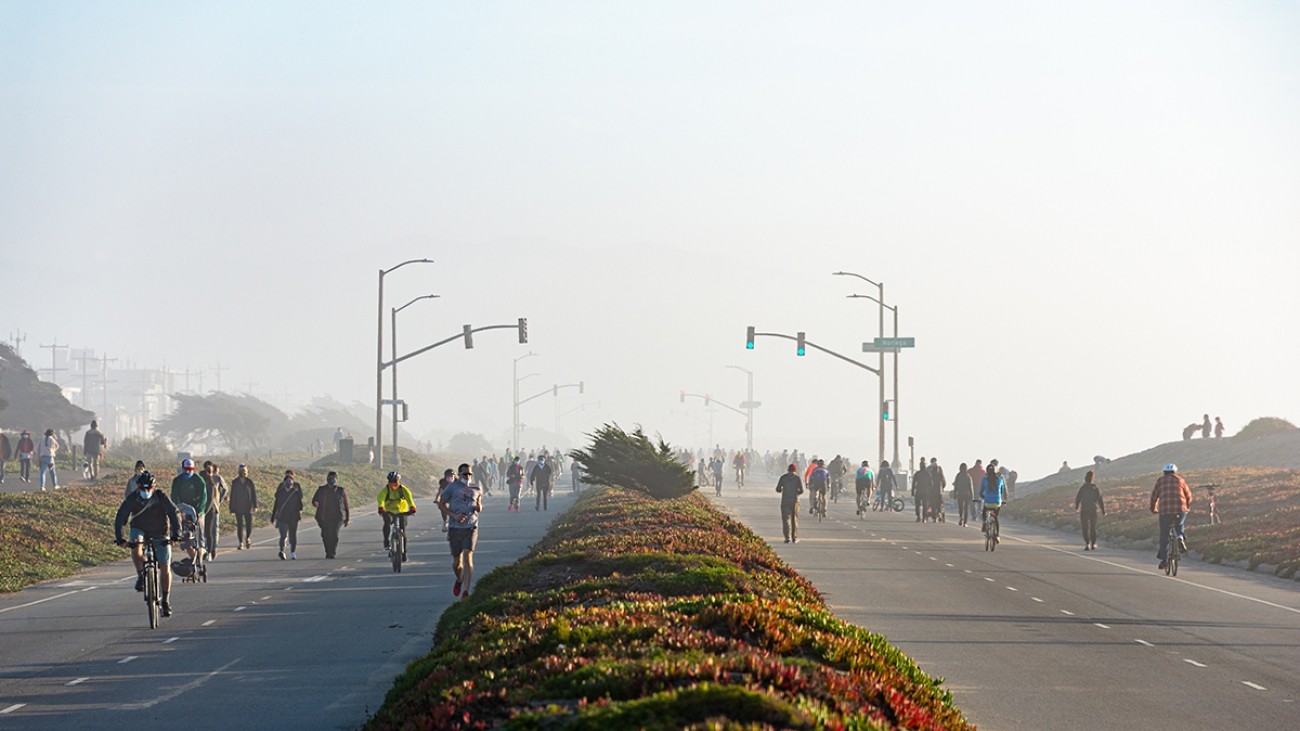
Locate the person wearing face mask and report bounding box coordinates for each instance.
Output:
[170,458,210,556]
[113,471,181,617]
[311,471,350,559]
[228,464,258,549]
[201,461,228,561]
[125,460,148,498]
[271,470,304,560]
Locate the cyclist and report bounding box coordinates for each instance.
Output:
[1150,463,1192,570]
[438,463,482,598]
[376,471,416,551]
[807,459,830,516]
[876,459,897,510]
[113,471,180,617]
[854,460,874,515]
[733,450,746,488]
[828,455,844,501]
[980,464,1007,541]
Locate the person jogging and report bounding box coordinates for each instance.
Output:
[438,463,482,599]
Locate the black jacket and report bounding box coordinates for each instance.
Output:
[271,482,304,524]
[1075,483,1106,515]
[312,484,350,524]
[953,471,973,500]
[229,476,258,513]
[114,490,181,542]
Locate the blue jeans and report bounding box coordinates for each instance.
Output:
[39,457,58,489]
[1157,512,1187,560]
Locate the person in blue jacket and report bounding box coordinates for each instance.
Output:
[980,464,1007,540]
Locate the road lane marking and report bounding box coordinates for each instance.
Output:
[163,637,179,644]
[1007,587,1018,591]
[303,575,330,583]
[945,563,954,567]
[1032,597,1044,603]
[1184,659,1207,668]
[1134,639,1154,646]
[1060,610,1075,616]
[1242,681,1267,690]
[116,658,241,710]
[202,620,215,626]
[119,656,138,664]
[963,569,972,574]
[929,556,938,561]
[0,704,25,714]
[1094,623,1111,629]
[67,678,88,686]
[984,577,995,582]
[260,596,271,600]
[0,589,83,614]
[234,606,246,612]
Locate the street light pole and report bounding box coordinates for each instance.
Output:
[725,365,754,453]
[376,258,433,470]
[392,294,439,469]
[834,271,886,467]
[512,351,537,453]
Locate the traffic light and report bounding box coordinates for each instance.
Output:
[401,402,410,422]
[463,324,474,349]
[679,389,685,403]
[746,326,755,350]
[518,317,528,344]
[882,400,891,421]
[579,381,585,395]
[796,331,806,357]
[553,385,558,396]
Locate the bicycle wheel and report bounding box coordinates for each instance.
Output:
[891,497,904,512]
[391,533,402,573]
[145,564,160,629]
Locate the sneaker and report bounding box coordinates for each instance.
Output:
[441,522,448,533]
[161,602,173,617]
[290,552,296,560]
[278,551,286,560]
[784,538,790,544]
[1178,538,1188,553]
[245,540,252,549]
[135,574,145,592]
[453,580,462,596]
[1158,561,1167,570]
[792,538,798,544]
[236,544,244,551]
[460,590,470,600]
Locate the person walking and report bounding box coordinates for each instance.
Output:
[505,457,524,512]
[436,468,455,530]
[37,428,60,490]
[311,471,350,559]
[876,459,897,510]
[953,463,973,527]
[82,421,107,480]
[1214,417,1225,438]
[201,461,228,560]
[529,455,554,511]
[271,470,304,560]
[911,457,932,522]
[775,463,804,543]
[927,458,947,521]
[0,429,11,484]
[1201,414,1212,438]
[967,460,985,523]
[228,464,257,549]
[14,430,34,484]
[1075,470,1106,550]
[571,459,582,493]
[170,458,210,554]
[438,463,482,599]
[125,460,148,497]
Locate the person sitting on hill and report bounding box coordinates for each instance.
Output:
[1181,422,1200,441]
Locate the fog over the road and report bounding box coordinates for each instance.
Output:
[3,2,1297,479]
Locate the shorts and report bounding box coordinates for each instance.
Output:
[448,527,478,555]
[129,529,172,565]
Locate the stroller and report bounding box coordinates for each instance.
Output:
[172,503,208,584]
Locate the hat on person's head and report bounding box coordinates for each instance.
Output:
[90,420,97,428]
[135,460,146,470]
[443,468,455,476]
[21,430,29,435]
[237,464,248,474]
[181,458,195,470]
[44,429,54,436]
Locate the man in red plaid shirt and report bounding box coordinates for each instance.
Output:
[1150,463,1193,569]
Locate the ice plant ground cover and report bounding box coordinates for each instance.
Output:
[1002,467,1300,576]
[365,488,972,730]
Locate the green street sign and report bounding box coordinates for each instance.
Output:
[873,337,915,348]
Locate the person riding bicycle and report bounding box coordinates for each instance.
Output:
[854,460,874,515]
[1150,463,1192,570]
[376,471,416,551]
[980,464,1007,541]
[807,459,830,515]
[113,471,181,617]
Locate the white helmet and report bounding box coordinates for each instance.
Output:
[1163,463,1177,473]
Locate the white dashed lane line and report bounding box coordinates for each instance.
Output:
[66,678,88,686]
[1006,587,1018,592]
[1060,610,1075,616]
[234,606,246,612]
[260,596,272,601]
[1094,623,1111,629]
[1184,659,1207,668]
[945,563,954,567]
[0,704,25,714]
[202,620,215,626]
[118,656,138,664]
[1242,681,1267,691]
[983,577,995,582]
[1134,639,1154,647]
[1031,597,1044,603]
[163,637,179,644]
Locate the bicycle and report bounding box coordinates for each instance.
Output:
[872,490,904,512]
[125,539,168,628]
[388,511,411,573]
[811,489,828,522]
[1164,521,1180,576]
[983,507,1000,552]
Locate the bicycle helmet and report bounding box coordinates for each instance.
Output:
[137,471,155,490]
[387,471,400,484]
[1163,463,1177,473]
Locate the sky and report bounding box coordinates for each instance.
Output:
[2,1,1298,479]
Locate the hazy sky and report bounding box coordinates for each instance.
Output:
[3,1,1298,479]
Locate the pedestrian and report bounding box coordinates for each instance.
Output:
[15,430,34,484]
[438,462,482,599]
[333,427,344,452]
[966,460,984,523]
[229,464,257,549]
[37,428,60,490]
[0,428,11,484]
[437,468,455,529]
[911,457,931,522]
[571,459,582,493]
[201,462,228,560]
[170,458,210,556]
[877,459,897,510]
[271,470,304,560]
[529,454,554,511]
[928,458,947,521]
[711,456,725,495]
[125,460,148,498]
[80,420,107,480]
[953,462,973,527]
[1201,414,1211,438]
[505,458,524,512]
[775,463,804,543]
[1214,417,1225,438]
[311,471,350,559]
[1075,470,1106,550]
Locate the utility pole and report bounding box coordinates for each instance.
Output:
[96,353,118,428]
[725,365,756,453]
[7,330,26,357]
[73,350,98,407]
[39,340,69,384]
[513,352,538,452]
[375,258,435,470]
[243,378,258,394]
[211,360,229,393]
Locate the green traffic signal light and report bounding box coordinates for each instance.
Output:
[796,331,806,357]
[745,326,755,350]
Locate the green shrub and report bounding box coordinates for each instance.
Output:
[568,423,695,499]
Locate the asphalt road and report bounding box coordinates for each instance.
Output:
[712,482,1300,730]
[0,488,575,730]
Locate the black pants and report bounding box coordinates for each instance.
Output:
[234,512,253,544]
[536,483,551,511]
[956,498,971,524]
[277,520,298,552]
[382,512,408,546]
[319,520,342,557]
[1081,511,1099,545]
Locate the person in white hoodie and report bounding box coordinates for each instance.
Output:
[37,428,60,490]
